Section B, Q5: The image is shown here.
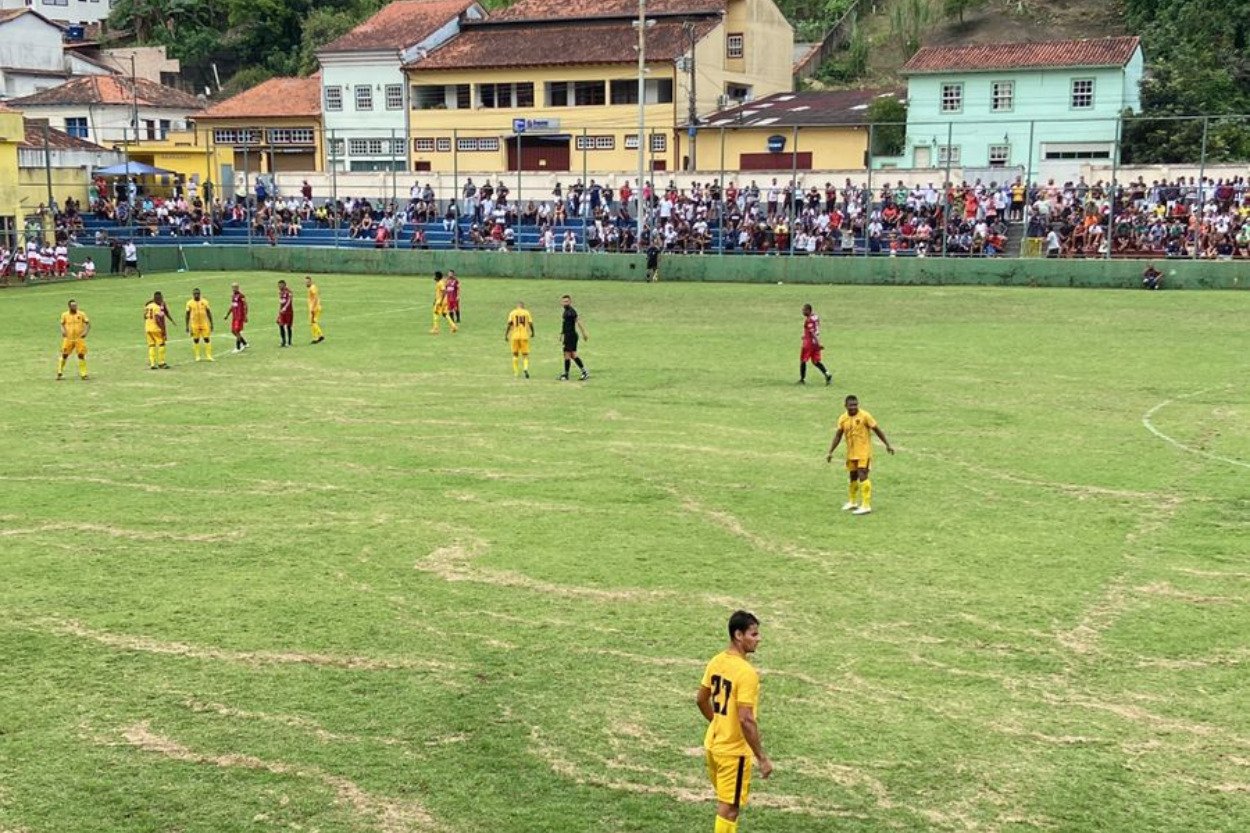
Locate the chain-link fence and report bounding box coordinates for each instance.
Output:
[12,115,1249,260]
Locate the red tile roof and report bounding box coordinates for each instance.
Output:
[320,0,477,53]
[9,75,203,110]
[199,75,322,119]
[902,36,1142,74]
[0,101,17,113]
[701,89,904,128]
[410,17,718,70]
[20,118,109,151]
[486,0,723,22]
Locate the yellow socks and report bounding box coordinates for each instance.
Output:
[512,356,519,376]
[449,317,458,334]
[860,479,872,509]
[148,347,157,367]
[204,340,213,360]
[192,341,201,360]
[848,480,861,504]
[714,817,738,833]
[431,312,440,333]
[311,322,323,339]
[522,356,530,372]
[77,359,87,378]
[157,345,167,365]
[57,356,66,375]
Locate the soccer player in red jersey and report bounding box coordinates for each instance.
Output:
[228,282,250,353]
[444,270,461,324]
[276,279,294,347]
[798,303,832,385]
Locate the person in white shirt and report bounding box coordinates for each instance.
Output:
[54,244,69,276]
[561,231,577,253]
[123,240,141,277]
[543,227,556,253]
[75,256,96,280]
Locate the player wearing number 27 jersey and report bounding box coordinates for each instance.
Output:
[697,610,771,833]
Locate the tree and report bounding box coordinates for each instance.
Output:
[867,96,907,157]
[889,0,931,61]
[942,0,985,25]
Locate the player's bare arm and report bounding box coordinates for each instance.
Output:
[738,705,772,778]
[577,320,589,341]
[826,428,845,462]
[504,321,513,341]
[873,425,895,454]
[696,685,715,722]
[184,308,191,332]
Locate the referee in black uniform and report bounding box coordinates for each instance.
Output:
[559,294,589,381]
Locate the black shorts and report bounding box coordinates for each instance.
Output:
[562,334,579,353]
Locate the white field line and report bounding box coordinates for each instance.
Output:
[1141,386,1250,470]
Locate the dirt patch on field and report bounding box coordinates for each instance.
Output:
[41,618,455,673]
[0,522,242,544]
[1174,567,1250,580]
[1054,576,1134,657]
[671,491,841,573]
[1136,582,1235,605]
[121,722,440,832]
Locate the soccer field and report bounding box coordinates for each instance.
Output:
[1,272,1247,833]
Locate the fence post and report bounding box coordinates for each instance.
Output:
[1020,119,1034,257]
[1107,116,1120,260]
[515,131,522,228]
[244,142,251,249]
[789,125,798,255]
[718,125,725,255]
[452,128,459,249]
[940,121,953,258]
[863,122,873,259]
[331,129,339,249]
[1194,116,1209,261]
[391,128,398,210]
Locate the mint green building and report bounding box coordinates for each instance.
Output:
[883,37,1144,182]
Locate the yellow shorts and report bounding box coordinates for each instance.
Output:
[145,330,166,347]
[846,457,872,472]
[311,308,322,324]
[434,302,448,316]
[60,337,87,357]
[510,337,530,355]
[190,325,211,339]
[706,752,751,807]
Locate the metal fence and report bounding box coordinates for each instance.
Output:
[11,114,1250,260]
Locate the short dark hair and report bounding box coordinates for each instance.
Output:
[727,610,759,640]
[435,271,443,279]
[561,294,571,300]
[845,394,858,403]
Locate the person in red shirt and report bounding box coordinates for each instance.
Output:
[798,303,832,386]
[276,279,294,347]
[228,282,249,353]
[444,270,461,324]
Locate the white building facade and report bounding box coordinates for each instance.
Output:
[317,0,484,173]
[0,8,112,99]
[1,0,115,27]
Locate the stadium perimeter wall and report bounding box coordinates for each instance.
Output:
[68,246,1248,290]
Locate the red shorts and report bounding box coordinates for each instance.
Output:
[801,342,822,363]
[447,296,459,311]
[277,312,294,325]
[231,319,245,334]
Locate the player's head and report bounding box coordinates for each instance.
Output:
[153,291,164,304]
[802,303,812,315]
[727,610,761,654]
[67,299,77,312]
[845,394,859,415]
[231,282,240,291]
[304,275,312,286]
[561,294,571,307]
[192,287,201,299]
[448,270,456,278]
[434,271,443,281]
[516,300,525,309]
[278,279,287,289]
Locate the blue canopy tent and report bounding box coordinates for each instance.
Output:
[94,162,176,176]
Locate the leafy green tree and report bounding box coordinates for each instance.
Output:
[941,0,984,25]
[889,0,930,61]
[867,96,907,157]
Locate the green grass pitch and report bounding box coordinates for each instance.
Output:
[0,271,1247,833]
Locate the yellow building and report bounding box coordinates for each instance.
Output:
[401,0,793,174]
[0,103,24,246]
[121,129,218,189]
[196,75,324,181]
[693,89,899,172]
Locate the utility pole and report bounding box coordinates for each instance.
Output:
[684,20,697,170]
[635,0,648,248]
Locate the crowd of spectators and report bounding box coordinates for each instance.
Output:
[32,171,1250,260]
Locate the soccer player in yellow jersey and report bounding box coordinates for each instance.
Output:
[826,394,895,515]
[184,287,214,362]
[56,299,90,380]
[504,301,534,378]
[144,291,172,370]
[697,610,772,833]
[430,271,457,334]
[305,275,325,343]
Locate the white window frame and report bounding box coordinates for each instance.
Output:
[348,138,370,156]
[1071,78,1094,110]
[988,144,1009,167]
[268,128,314,144]
[649,133,666,152]
[726,33,744,59]
[940,82,963,114]
[385,84,403,110]
[625,134,640,150]
[325,86,342,112]
[436,137,452,152]
[937,145,960,164]
[575,135,616,151]
[413,137,436,152]
[355,85,373,111]
[990,80,1013,112]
